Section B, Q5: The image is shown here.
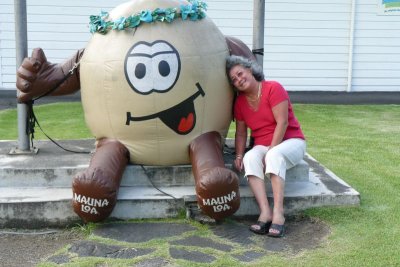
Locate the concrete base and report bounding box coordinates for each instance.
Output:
[0,139,360,228]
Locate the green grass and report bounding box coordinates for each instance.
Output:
[290,104,400,266]
[2,103,400,266]
[0,102,91,140]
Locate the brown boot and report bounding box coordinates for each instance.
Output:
[190,131,240,220]
[72,138,129,223]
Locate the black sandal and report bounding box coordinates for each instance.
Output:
[267,223,285,238]
[249,221,272,235]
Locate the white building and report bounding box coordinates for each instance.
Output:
[1,0,400,92]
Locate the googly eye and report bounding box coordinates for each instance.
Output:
[124,40,181,95]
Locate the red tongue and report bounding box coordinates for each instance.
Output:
[178,113,194,133]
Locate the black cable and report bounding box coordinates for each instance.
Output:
[140,165,177,200]
[252,48,264,56]
[27,103,90,154]
[26,62,90,154]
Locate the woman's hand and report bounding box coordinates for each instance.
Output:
[234,120,247,172]
[270,100,289,147]
[234,156,244,171]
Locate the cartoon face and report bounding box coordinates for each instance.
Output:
[80,0,233,165]
[124,40,204,135]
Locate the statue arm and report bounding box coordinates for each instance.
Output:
[16,48,84,103]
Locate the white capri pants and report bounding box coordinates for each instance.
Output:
[242,138,306,181]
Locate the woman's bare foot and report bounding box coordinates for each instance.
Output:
[268,212,285,237]
[250,212,272,231]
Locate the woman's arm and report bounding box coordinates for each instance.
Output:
[270,100,289,148]
[234,120,248,171]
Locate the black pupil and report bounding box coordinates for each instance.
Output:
[135,63,146,79]
[158,60,170,77]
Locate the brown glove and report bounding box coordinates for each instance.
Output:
[72,138,129,223]
[16,48,84,103]
[225,36,257,60]
[190,131,240,220]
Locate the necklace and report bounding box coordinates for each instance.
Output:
[246,82,262,103]
[246,82,262,111]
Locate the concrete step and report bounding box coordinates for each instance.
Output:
[0,138,309,187]
[0,139,360,228]
[0,170,359,228]
[0,159,310,188]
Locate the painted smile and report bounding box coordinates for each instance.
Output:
[126,83,205,135]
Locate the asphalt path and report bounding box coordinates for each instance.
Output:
[0,90,81,110]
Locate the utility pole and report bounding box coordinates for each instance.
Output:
[253,0,265,68]
[10,0,38,154]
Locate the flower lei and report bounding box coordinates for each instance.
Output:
[89,0,207,34]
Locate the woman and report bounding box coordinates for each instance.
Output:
[226,55,306,237]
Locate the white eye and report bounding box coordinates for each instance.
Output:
[124,41,181,95]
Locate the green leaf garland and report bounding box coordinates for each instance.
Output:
[89,0,207,34]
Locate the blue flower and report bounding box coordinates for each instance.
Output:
[180,4,193,20]
[127,15,141,28]
[112,17,126,30]
[100,10,109,19]
[165,11,176,22]
[89,15,100,33]
[191,0,199,11]
[200,1,208,10]
[140,10,153,23]
[189,13,198,21]
[154,8,166,15]
[152,8,165,22]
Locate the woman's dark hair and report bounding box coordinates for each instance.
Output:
[226,55,264,82]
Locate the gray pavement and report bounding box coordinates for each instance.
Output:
[0,214,331,266]
[41,217,330,266]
